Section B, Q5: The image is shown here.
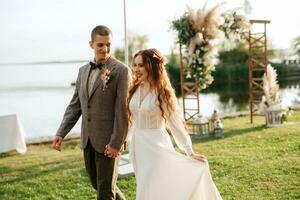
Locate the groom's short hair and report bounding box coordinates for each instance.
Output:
[91,25,112,41]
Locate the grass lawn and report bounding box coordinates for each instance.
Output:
[1,112,300,200]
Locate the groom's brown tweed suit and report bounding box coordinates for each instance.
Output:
[56,56,130,199]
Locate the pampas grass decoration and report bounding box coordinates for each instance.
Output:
[187,1,225,56]
[171,0,249,89]
[263,64,281,106]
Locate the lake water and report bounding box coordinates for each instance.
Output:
[0,62,84,139]
[0,62,299,139]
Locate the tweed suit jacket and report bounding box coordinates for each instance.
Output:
[56,57,131,153]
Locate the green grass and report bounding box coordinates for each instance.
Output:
[1,112,300,200]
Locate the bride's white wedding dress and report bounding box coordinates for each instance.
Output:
[128,86,222,200]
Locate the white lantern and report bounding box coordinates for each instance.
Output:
[214,119,224,138]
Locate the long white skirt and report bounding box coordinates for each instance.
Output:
[129,128,222,200]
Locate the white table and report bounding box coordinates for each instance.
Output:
[0,114,27,154]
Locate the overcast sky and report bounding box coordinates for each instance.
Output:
[0,0,299,63]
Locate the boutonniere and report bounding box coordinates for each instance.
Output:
[100,67,112,91]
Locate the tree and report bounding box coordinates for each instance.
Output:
[113,33,148,65]
[292,36,300,57]
[218,41,248,64]
[165,49,181,95]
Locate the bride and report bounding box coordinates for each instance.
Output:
[126,48,222,200]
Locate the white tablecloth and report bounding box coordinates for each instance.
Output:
[0,114,27,154]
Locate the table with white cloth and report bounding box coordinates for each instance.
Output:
[0,114,27,154]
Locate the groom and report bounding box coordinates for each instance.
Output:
[53,25,130,200]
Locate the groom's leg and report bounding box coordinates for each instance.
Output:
[84,139,125,200]
[83,139,98,190]
[94,151,120,200]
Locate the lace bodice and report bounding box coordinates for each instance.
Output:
[129,86,194,155]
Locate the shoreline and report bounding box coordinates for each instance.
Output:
[26,133,80,145]
[25,106,300,145]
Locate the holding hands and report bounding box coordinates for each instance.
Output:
[104,145,120,158]
[53,136,120,159]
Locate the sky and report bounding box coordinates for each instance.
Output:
[0,0,299,63]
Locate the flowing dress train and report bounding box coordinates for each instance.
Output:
[129,86,222,200]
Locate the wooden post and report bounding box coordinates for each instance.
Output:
[248,20,270,123]
[179,43,200,122]
[179,43,186,119]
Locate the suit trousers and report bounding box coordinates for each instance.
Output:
[84,139,126,200]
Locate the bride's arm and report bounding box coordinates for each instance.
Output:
[164,105,206,162]
[162,102,194,156]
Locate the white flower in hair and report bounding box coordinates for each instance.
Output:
[153,53,160,60]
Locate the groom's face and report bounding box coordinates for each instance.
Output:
[89,34,112,62]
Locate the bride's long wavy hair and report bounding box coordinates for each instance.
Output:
[126,48,178,125]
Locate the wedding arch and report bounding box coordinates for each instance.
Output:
[171,2,249,122]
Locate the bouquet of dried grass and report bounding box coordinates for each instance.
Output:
[171,0,249,89]
[262,64,281,107]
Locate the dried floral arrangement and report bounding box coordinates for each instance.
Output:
[262,64,282,107]
[171,1,249,89]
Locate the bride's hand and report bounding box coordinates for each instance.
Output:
[189,153,207,162]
